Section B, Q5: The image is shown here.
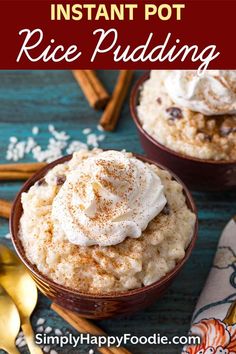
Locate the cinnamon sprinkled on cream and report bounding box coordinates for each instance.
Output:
[51,150,167,246]
[165,70,236,116]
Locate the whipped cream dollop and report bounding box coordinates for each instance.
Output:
[163,70,236,116]
[52,151,166,247]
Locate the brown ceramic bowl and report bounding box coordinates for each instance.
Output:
[130,73,236,191]
[10,153,198,320]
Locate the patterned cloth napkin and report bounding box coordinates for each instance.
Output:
[183,217,236,354]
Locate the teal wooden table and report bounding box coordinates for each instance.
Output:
[0,70,235,354]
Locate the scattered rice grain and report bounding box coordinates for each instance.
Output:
[37,326,44,333]
[36,318,45,326]
[97,134,105,142]
[16,337,23,346]
[10,136,17,143]
[54,329,63,336]
[83,128,92,135]
[87,133,99,148]
[97,125,104,132]
[18,340,26,348]
[32,126,39,135]
[45,326,52,334]
[44,345,51,353]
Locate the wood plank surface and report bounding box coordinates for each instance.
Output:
[0,70,235,354]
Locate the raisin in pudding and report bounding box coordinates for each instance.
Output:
[137,70,236,161]
[19,149,196,294]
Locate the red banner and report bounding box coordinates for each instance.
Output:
[0,0,235,69]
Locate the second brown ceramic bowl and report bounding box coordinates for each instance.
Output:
[11,153,198,319]
[130,73,236,191]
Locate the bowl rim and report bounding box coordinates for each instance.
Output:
[130,71,236,166]
[10,152,198,300]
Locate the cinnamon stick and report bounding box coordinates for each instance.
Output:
[72,70,110,110]
[0,171,33,181]
[51,303,132,354]
[0,162,46,172]
[100,70,134,131]
[0,199,12,219]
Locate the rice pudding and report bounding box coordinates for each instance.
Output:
[137,70,236,161]
[19,149,196,294]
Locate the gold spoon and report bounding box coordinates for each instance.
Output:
[0,284,21,354]
[224,302,236,325]
[0,245,43,354]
